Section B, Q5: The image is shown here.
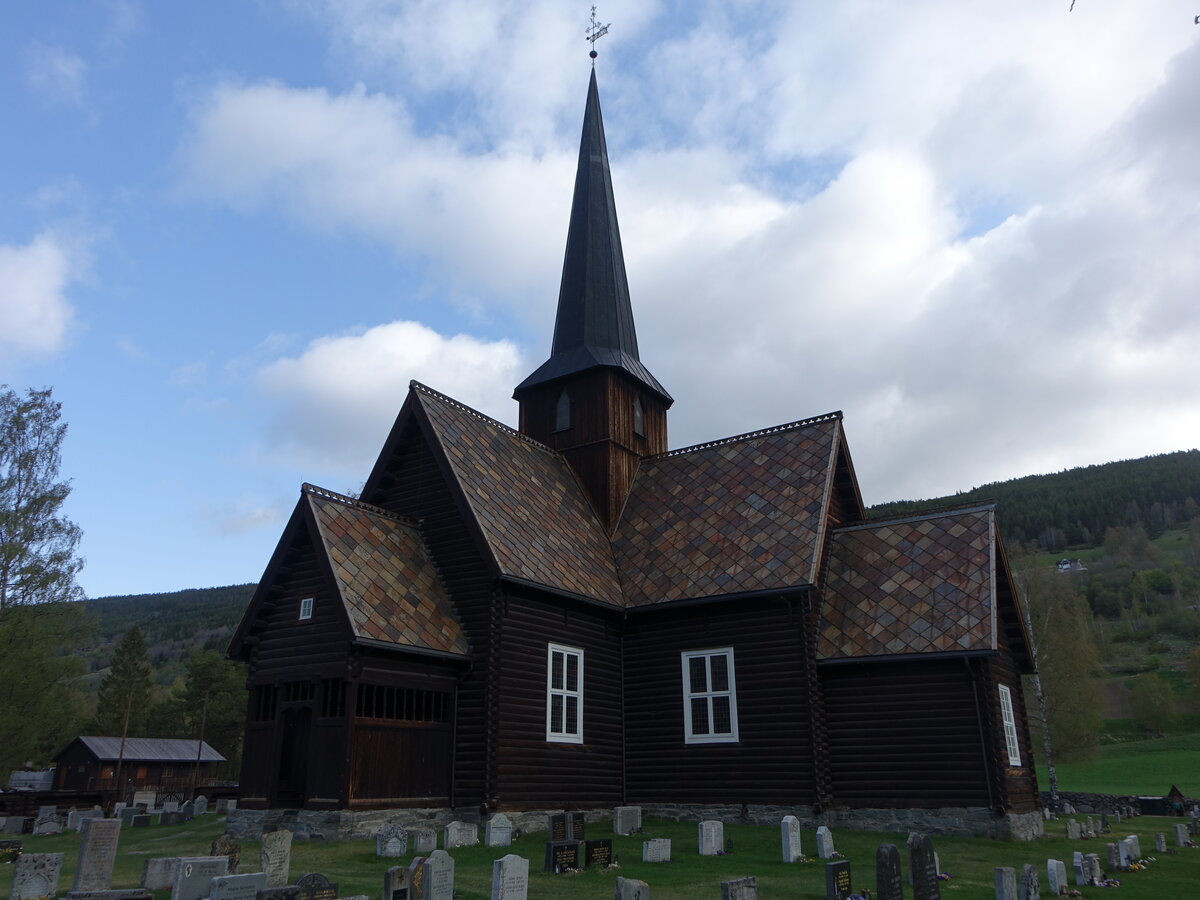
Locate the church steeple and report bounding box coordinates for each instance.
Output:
[514,69,672,531]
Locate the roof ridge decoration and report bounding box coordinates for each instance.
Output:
[653,410,843,459]
[845,500,998,532]
[301,482,419,526]
[410,381,557,453]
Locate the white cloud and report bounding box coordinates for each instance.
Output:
[26,44,87,106]
[256,320,523,474]
[0,233,78,357]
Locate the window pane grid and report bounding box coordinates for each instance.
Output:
[547,644,584,744]
[682,649,738,744]
[999,684,1021,766]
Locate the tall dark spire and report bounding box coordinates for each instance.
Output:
[514,69,671,403]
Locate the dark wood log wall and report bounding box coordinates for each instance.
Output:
[365,418,494,807]
[985,652,1041,812]
[489,589,624,809]
[239,524,350,806]
[819,657,993,809]
[622,597,816,806]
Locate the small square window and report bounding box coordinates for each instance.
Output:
[299,597,314,620]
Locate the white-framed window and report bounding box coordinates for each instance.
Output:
[682,648,739,744]
[299,597,314,621]
[546,644,583,743]
[998,684,1022,766]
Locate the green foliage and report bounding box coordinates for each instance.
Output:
[0,601,90,770]
[174,650,246,772]
[95,626,154,736]
[1130,673,1177,735]
[0,385,85,609]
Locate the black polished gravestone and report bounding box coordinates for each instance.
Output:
[584,839,612,868]
[570,812,586,841]
[544,840,582,873]
[548,814,568,842]
[907,833,941,900]
[875,844,904,900]
[295,873,337,900]
[825,860,852,900]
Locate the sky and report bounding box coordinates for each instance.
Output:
[3,1,1199,599]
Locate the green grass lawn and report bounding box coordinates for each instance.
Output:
[1037,732,1200,796]
[2,812,1199,900]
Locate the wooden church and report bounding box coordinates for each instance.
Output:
[229,69,1042,838]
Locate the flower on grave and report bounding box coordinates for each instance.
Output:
[936,872,953,880]
[829,850,845,858]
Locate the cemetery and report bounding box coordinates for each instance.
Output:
[0,805,1197,899]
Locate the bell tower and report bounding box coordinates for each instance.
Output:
[513,69,672,531]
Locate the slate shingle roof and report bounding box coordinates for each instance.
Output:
[818,506,996,660]
[306,486,470,656]
[415,385,625,606]
[71,737,225,763]
[611,415,842,605]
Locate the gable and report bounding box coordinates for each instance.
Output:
[818,505,997,660]
[612,414,842,606]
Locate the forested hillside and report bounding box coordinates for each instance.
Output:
[871,449,1200,550]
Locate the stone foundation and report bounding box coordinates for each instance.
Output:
[227,803,1043,842]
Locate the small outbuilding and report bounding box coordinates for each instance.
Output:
[52,736,226,793]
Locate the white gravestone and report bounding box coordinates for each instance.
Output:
[698,820,723,856]
[375,825,408,858]
[613,807,642,836]
[1124,834,1140,859]
[485,814,513,848]
[10,853,64,900]
[1045,859,1066,896]
[422,849,454,900]
[614,877,650,900]
[1175,823,1190,846]
[489,854,528,900]
[383,865,409,900]
[72,818,122,892]
[780,816,802,863]
[442,821,478,850]
[815,825,835,859]
[1019,863,1039,900]
[410,829,437,855]
[210,872,266,900]
[994,867,1017,900]
[171,856,228,900]
[260,829,293,887]
[140,858,182,891]
[720,876,756,900]
[1071,852,1084,886]
[642,839,671,863]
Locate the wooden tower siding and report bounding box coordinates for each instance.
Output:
[490,588,624,809]
[364,419,495,808]
[820,657,993,809]
[517,369,667,531]
[984,652,1040,812]
[238,540,351,807]
[622,598,816,806]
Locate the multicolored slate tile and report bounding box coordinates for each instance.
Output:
[818,506,996,660]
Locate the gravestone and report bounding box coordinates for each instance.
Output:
[1113,810,1121,824]
[255,887,301,900]
[489,854,527,900]
[1099,813,1108,832]
[260,830,293,887]
[614,877,650,900]
[781,816,802,863]
[543,841,581,873]
[642,839,671,863]
[907,833,940,900]
[1071,852,1084,886]
[73,818,122,892]
[1046,859,1066,895]
[584,839,612,868]
[211,873,266,900]
[1019,863,1039,900]
[376,825,407,858]
[140,858,181,891]
[569,813,585,841]
[171,857,228,900]
[1085,817,1095,838]
[132,792,155,809]
[1105,843,1120,871]
[10,852,64,900]
[130,815,152,829]
[485,815,512,848]
[613,807,641,836]
[995,868,1017,900]
[698,820,723,856]
[721,876,756,900]
[1061,802,1074,814]
[211,835,241,875]
[1155,833,1167,853]
[1124,834,1141,859]
[383,865,409,900]
[815,825,835,859]
[875,844,903,900]
[181,802,195,820]
[4,818,28,834]
[67,810,84,831]
[296,873,337,900]
[36,806,56,819]
[162,812,188,828]
[409,830,436,855]
[32,816,63,836]
[548,814,567,842]
[825,861,851,900]
[442,821,477,849]
[163,802,180,814]
[216,800,230,815]
[194,797,208,816]
[422,850,453,900]
[119,809,138,827]
[1084,854,1101,885]
[1175,823,1190,846]
[406,859,425,900]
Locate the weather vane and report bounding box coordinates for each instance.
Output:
[586,5,610,63]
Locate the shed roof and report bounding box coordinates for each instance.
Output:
[65,737,225,763]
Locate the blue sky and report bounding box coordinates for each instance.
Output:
[3,1,1199,599]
